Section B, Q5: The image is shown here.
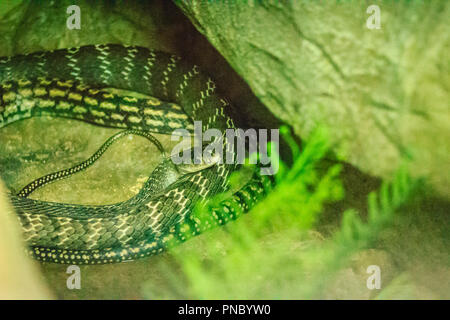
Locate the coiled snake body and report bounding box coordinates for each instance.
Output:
[0,44,268,264]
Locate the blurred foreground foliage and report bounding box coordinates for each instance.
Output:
[143,126,420,299]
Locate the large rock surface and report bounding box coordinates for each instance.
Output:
[176,1,449,197]
[0,181,52,299]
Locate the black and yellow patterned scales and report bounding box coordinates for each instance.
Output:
[0,44,269,264]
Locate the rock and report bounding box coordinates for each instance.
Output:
[176,1,450,197]
[0,181,52,299]
[375,272,441,299]
[323,249,397,299]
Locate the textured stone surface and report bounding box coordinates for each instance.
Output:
[0,181,52,299]
[176,0,450,197]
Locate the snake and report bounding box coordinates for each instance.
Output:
[0,44,271,264]
[17,129,167,198]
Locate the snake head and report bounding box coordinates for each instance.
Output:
[175,151,221,175]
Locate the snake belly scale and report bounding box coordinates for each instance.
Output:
[0,44,269,264]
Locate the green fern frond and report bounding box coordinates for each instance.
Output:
[143,126,422,299]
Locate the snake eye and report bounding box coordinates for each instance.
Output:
[204,152,221,165]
